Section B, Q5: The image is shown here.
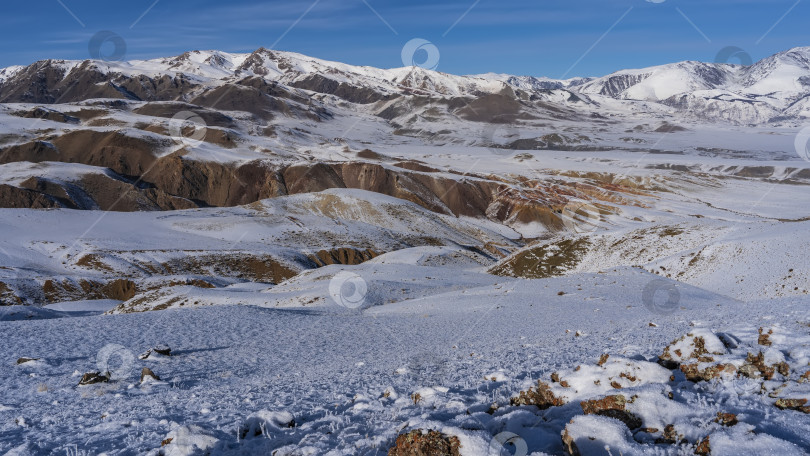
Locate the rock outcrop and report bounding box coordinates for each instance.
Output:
[388,429,461,456]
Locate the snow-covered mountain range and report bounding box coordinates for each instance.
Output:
[2,46,809,125]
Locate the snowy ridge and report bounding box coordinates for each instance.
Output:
[72,48,512,98]
[3,46,810,123]
[573,61,732,101]
[0,65,23,84]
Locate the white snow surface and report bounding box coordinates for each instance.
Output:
[2,267,810,454]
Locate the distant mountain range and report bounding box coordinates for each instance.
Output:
[1,46,809,125]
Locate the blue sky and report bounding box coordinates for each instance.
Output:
[1,0,806,78]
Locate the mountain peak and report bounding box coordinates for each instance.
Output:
[771,46,810,67]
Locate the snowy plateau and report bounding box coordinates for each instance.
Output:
[0,47,809,455]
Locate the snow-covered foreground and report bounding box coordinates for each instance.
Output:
[0,173,809,454]
[2,266,810,455]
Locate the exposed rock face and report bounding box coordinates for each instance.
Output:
[18,176,87,208]
[40,278,137,304]
[280,163,346,195]
[0,61,119,103]
[140,345,171,360]
[656,424,683,444]
[308,248,379,267]
[738,351,790,380]
[0,184,61,209]
[145,155,284,208]
[680,363,737,382]
[16,357,39,365]
[388,429,461,456]
[694,436,711,455]
[758,327,773,346]
[290,74,394,104]
[78,372,109,386]
[774,398,810,413]
[140,367,160,383]
[16,106,79,123]
[0,60,202,104]
[191,85,281,121]
[510,380,566,409]
[580,395,643,430]
[78,174,197,211]
[561,426,580,456]
[16,174,196,211]
[715,412,738,426]
[0,131,164,177]
[153,345,172,356]
[0,281,22,305]
[100,279,138,301]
